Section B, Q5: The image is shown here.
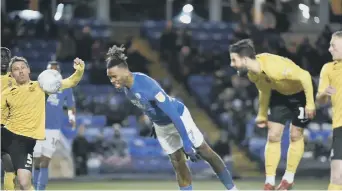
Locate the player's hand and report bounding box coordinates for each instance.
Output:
[305,107,316,119]
[323,86,336,96]
[256,120,267,128]
[73,58,85,71]
[183,144,201,162]
[69,118,76,129]
[255,117,267,128]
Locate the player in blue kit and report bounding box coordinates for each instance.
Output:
[105,45,238,191]
[32,61,76,190]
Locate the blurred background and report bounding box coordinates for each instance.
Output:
[1,0,342,189]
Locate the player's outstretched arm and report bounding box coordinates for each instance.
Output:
[60,58,85,91]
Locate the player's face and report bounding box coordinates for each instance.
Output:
[11,61,30,84]
[329,36,342,61]
[230,53,248,76]
[107,66,128,89]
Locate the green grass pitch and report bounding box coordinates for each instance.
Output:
[47,179,328,190]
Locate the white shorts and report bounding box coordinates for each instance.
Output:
[154,106,204,155]
[33,129,60,158]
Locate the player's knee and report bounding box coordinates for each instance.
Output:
[170,150,187,171]
[16,171,31,190]
[197,141,216,160]
[40,156,51,168]
[290,125,304,142]
[267,132,282,142]
[33,157,41,169]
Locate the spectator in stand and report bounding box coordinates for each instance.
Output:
[76,26,93,61]
[159,20,177,62]
[72,125,90,176]
[56,31,76,61]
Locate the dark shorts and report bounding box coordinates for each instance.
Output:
[331,127,342,160]
[268,90,310,128]
[1,127,36,172]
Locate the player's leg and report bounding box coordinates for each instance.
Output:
[277,123,304,190]
[2,153,16,190]
[328,127,342,190]
[33,141,43,189]
[264,104,290,190]
[8,132,36,190]
[180,107,237,190]
[155,124,193,190]
[277,94,309,190]
[1,127,16,190]
[196,141,236,190]
[169,149,193,190]
[35,129,60,190]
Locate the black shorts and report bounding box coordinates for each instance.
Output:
[1,127,36,172]
[331,127,342,160]
[268,90,310,128]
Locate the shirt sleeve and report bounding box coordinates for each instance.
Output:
[66,88,75,108]
[278,59,315,110]
[317,64,330,94]
[248,73,271,121]
[144,78,192,145]
[1,90,9,122]
[60,68,84,91]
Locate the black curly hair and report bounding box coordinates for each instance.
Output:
[1,47,11,73]
[106,44,128,69]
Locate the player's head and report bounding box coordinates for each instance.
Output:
[1,47,11,74]
[106,44,130,89]
[229,39,256,76]
[47,61,61,73]
[329,31,342,61]
[9,56,30,84]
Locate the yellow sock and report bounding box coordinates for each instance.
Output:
[328,183,342,190]
[4,172,16,190]
[265,141,281,177]
[286,137,304,173]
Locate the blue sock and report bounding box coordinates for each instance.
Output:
[217,168,235,190]
[180,185,192,190]
[37,168,49,190]
[33,168,40,189]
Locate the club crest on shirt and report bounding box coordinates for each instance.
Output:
[29,83,35,92]
[155,91,166,102]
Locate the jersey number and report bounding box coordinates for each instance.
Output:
[298,107,306,119]
[26,153,33,165]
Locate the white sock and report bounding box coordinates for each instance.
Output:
[282,171,295,183]
[265,176,275,185]
[228,186,238,190]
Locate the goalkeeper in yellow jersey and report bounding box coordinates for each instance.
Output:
[1,56,84,190]
[316,31,342,191]
[229,39,315,190]
[1,47,17,190]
